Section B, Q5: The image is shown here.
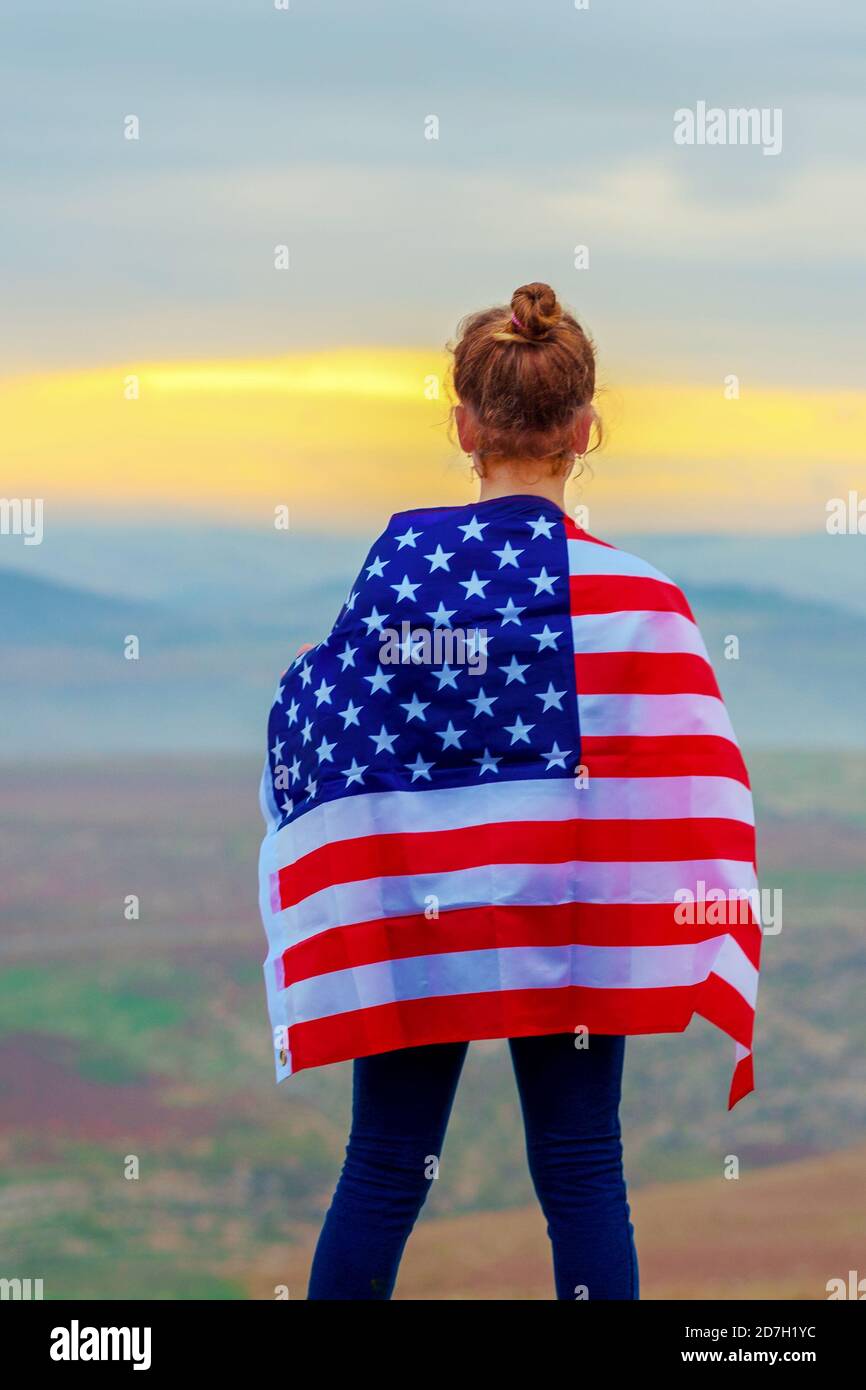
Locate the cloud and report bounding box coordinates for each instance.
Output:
[4,156,863,384]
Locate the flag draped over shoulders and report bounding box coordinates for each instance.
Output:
[258,494,760,1109]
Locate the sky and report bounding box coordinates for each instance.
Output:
[1,0,864,533]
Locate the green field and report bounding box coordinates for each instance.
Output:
[0,750,863,1298]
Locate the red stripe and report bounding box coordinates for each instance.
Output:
[276,816,755,910]
[286,983,699,1073]
[574,650,721,698]
[580,735,751,787]
[728,1050,755,1109]
[694,971,755,1050]
[279,901,762,988]
[563,517,613,546]
[570,573,695,619]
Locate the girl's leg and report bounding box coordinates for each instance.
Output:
[307,1040,468,1300]
[509,1032,639,1300]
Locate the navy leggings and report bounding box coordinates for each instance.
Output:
[307,1032,639,1300]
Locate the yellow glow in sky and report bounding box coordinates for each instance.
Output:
[2,349,864,532]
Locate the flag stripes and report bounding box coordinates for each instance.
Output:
[259,501,760,1110]
[564,518,759,1105]
[276,903,761,991]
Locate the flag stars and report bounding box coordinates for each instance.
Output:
[395,525,422,549]
[527,514,557,539]
[362,605,389,636]
[459,570,490,599]
[499,655,530,685]
[366,554,389,579]
[467,686,497,717]
[338,699,363,728]
[542,742,571,770]
[397,630,417,663]
[529,567,556,596]
[426,601,457,627]
[341,758,368,787]
[425,543,455,573]
[504,715,535,745]
[536,682,566,712]
[369,724,398,755]
[434,664,459,690]
[495,596,526,627]
[268,503,584,821]
[532,624,562,651]
[406,752,434,782]
[315,735,337,764]
[390,574,422,602]
[365,666,395,694]
[435,720,466,749]
[474,747,501,776]
[492,540,523,569]
[458,514,488,542]
[401,692,430,722]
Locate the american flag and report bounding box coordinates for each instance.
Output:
[259,494,760,1108]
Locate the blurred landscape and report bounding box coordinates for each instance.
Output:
[2,523,866,753]
[1,526,864,1298]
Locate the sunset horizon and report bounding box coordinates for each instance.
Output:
[4,345,862,534]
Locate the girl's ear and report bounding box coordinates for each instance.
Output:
[573,406,594,456]
[455,403,476,454]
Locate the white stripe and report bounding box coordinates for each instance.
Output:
[711,934,760,1007]
[568,539,674,584]
[258,834,294,1080]
[576,775,753,824]
[259,774,754,868]
[571,610,709,659]
[579,692,735,741]
[268,857,760,945]
[285,938,730,1025]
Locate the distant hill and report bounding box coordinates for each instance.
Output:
[0,570,206,649]
[5,522,864,616]
[690,582,866,745]
[620,530,866,620]
[2,560,866,753]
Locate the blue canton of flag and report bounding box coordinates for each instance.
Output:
[265,496,581,827]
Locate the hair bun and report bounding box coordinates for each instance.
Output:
[510,282,562,340]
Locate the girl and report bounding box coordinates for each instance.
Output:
[259,283,759,1301]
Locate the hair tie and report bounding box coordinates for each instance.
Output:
[511,313,525,330]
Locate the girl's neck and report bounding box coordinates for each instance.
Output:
[476,461,570,514]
